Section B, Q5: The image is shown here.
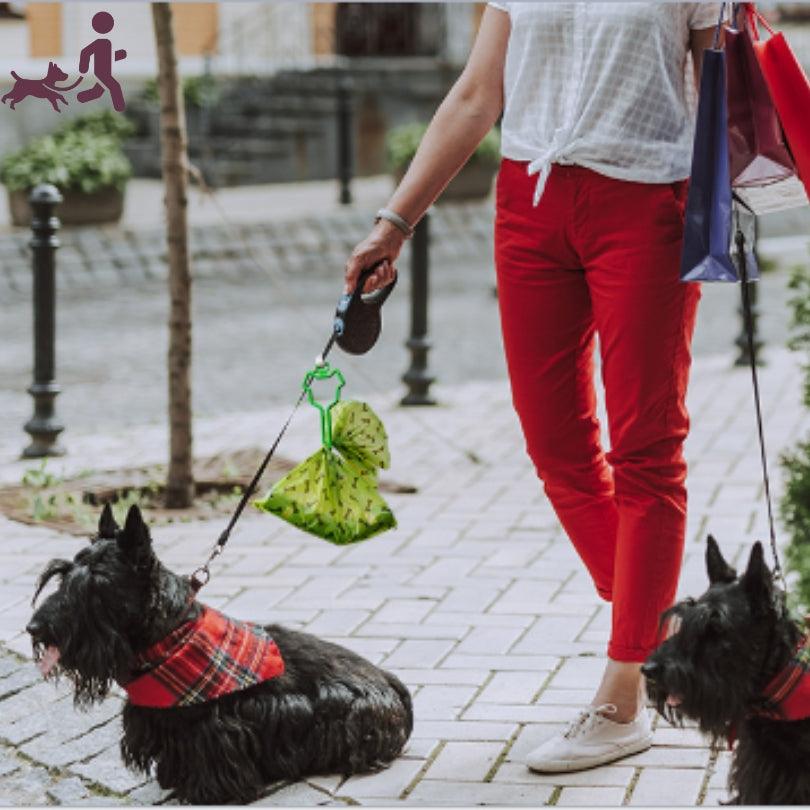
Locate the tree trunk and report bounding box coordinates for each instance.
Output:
[152,2,194,508]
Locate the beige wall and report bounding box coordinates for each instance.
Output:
[311,3,336,57]
[170,2,218,56]
[27,2,218,62]
[27,2,62,58]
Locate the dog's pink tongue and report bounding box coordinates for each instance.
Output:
[666,694,682,708]
[38,646,60,677]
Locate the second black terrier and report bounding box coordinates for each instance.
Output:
[27,504,413,804]
[643,535,810,805]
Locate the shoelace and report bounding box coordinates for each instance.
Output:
[562,703,618,740]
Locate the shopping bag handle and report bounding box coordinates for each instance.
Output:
[712,2,729,50]
[745,3,776,41]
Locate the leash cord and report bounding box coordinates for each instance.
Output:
[190,332,337,591]
[735,218,788,592]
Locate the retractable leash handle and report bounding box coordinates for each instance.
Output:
[334,261,398,355]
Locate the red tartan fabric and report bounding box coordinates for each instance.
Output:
[124,606,284,708]
[729,634,810,748]
[760,635,810,721]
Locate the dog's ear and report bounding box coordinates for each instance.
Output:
[96,503,120,540]
[741,542,772,604]
[118,504,152,557]
[706,535,736,584]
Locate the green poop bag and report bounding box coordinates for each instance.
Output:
[253,364,396,544]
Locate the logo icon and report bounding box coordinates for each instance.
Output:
[1,10,127,112]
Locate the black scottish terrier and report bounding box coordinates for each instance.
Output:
[643,535,810,805]
[27,504,413,804]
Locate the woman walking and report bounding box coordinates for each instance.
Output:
[345,3,720,772]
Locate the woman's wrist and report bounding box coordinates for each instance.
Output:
[375,207,415,239]
[372,217,408,244]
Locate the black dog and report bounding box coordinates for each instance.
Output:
[643,535,810,805]
[27,504,413,804]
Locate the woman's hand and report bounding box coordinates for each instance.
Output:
[344,219,404,294]
[343,6,508,295]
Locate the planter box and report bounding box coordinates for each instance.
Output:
[393,161,497,204]
[8,186,125,227]
[440,161,498,202]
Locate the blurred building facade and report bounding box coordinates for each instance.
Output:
[0,3,487,180]
[2,3,808,186]
[0,3,485,76]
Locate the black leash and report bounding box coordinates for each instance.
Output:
[190,269,378,592]
[733,203,788,592]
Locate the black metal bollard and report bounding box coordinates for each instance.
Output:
[401,214,436,406]
[336,75,354,205]
[23,184,65,458]
[734,215,763,367]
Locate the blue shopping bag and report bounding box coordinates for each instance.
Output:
[681,45,759,283]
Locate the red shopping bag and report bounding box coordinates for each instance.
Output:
[725,7,795,187]
[747,5,810,197]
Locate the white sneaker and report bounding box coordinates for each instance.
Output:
[526,703,653,773]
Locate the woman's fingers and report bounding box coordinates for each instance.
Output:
[345,256,396,294]
[344,223,406,293]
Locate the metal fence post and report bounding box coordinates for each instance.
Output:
[23,184,65,458]
[401,213,436,406]
[336,74,354,205]
[734,215,763,367]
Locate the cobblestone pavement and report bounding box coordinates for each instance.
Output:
[1,340,808,805]
[1,175,809,804]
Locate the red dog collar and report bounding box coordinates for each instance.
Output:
[759,634,810,721]
[729,634,810,748]
[124,605,284,708]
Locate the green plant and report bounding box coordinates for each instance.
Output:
[780,258,810,611]
[385,122,500,173]
[31,493,59,522]
[143,74,220,109]
[0,108,134,194]
[60,109,135,141]
[21,460,61,489]
[786,264,810,409]
[0,130,132,194]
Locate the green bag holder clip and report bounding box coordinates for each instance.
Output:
[254,362,396,544]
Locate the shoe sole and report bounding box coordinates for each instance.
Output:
[526,735,653,774]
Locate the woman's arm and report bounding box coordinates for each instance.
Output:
[344,6,511,293]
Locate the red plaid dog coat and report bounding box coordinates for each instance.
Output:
[124,606,285,708]
[729,634,810,747]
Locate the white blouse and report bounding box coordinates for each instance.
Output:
[488,2,722,204]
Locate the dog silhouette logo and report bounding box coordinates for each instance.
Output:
[2,10,127,112]
[1,61,82,112]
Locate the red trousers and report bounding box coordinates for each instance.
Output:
[494,159,701,662]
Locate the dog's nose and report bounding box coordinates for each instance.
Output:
[640,661,660,681]
[26,618,42,637]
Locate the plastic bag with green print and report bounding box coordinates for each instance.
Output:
[253,363,396,544]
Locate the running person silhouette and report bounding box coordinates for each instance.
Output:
[77,11,126,111]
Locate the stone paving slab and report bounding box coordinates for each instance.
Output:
[1,345,809,804]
